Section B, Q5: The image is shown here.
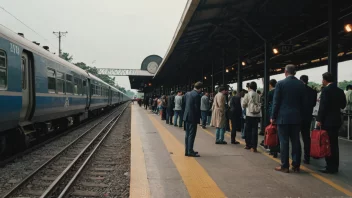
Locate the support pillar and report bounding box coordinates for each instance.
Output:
[212,61,214,93]
[328,0,338,82]
[263,42,270,127]
[237,37,242,92]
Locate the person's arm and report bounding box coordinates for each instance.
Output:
[271,83,282,121]
[242,94,249,108]
[341,90,347,110]
[317,89,327,124]
[312,89,317,108]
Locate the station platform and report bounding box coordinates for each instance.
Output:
[129,105,352,198]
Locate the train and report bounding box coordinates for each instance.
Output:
[0,25,130,155]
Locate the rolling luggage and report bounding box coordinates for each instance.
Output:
[310,128,331,159]
[264,124,278,147]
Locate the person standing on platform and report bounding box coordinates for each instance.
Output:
[173,91,183,127]
[183,82,203,157]
[345,85,352,113]
[161,95,167,120]
[299,75,317,164]
[207,93,214,126]
[166,91,175,125]
[242,82,261,152]
[211,86,227,144]
[267,79,279,158]
[316,72,346,174]
[271,64,304,173]
[200,92,210,129]
[230,92,242,144]
[182,91,187,131]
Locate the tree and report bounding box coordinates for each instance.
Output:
[338,80,352,90]
[61,52,73,62]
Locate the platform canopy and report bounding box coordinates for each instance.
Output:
[153,0,352,88]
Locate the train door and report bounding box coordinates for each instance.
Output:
[86,78,91,108]
[19,52,34,122]
[108,87,111,105]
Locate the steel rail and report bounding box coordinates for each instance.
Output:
[1,104,127,198]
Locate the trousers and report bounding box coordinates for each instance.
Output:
[185,122,197,155]
[278,124,301,168]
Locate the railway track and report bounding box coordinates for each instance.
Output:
[0,106,117,167]
[1,103,129,198]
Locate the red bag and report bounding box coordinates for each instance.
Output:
[310,128,331,159]
[264,124,278,147]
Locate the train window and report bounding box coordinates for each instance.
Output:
[47,68,56,93]
[56,72,65,94]
[66,74,73,94]
[82,80,86,95]
[73,77,80,95]
[0,50,7,88]
[21,58,27,90]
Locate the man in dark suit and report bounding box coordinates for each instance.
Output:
[271,64,305,173]
[230,93,242,144]
[166,91,175,125]
[299,75,317,164]
[183,82,203,157]
[316,72,346,174]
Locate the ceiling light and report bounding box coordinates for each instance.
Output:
[242,61,246,66]
[345,24,352,32]
[226,69,229,73]
[273,48,279,54]
[204,76,207,80]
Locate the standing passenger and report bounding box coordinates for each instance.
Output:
[200,92,210,129]
[299,75,317,164]
[316,72,346,174]
[173,91,183,127]
[242,82,261,152]
[166,91,175,125]
[229,92,242,144]
[211,87,227,144]
[271,64,304,173]
[183,83,203,157]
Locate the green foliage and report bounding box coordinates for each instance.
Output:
[61,52,130,90]
[338,80,352,91]
[61,52,73,62]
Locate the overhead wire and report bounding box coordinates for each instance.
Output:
[0,6,58,50]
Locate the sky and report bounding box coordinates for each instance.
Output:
[0,0,188,89]
[0,0,351,90]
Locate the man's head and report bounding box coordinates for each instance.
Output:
[284,64,296,77]
[177,90,182,95]
[269,79,277,89]
[246,83,250,90]
[322,72,334,86]
[194,82,203,93]
[204,92,209,96]
[346,85,352,91]
[218,86,226,94]
[300,75,309,85]
[249,81,257,91]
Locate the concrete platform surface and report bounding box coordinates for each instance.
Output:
[130,105,352,198]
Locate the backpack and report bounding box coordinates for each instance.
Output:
[248,93,261,114]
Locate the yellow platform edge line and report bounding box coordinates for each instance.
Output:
[148,115,227,198]
[202,128,352,196]
[130,106,151,198]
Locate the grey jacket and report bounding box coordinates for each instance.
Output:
[200,95,210,111]
[174,95,183,111]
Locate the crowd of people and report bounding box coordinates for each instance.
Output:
[137,64,349,174]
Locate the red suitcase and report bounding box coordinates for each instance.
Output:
[310,129,331,159]
[264,124,279,147]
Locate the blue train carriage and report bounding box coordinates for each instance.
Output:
[0,25,92,153]
[87,73,110,116]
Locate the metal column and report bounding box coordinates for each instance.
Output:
[237,40,242,92]
[328,0,338,82]
[263,42,270,127]
[212,61,214,93]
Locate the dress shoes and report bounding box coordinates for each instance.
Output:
[275,166,289,173]
[319,169,338,174]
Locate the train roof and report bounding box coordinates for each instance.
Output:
[0,25,91,79]
[0,25,129,98]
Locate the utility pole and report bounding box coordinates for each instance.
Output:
[53,31,68,57]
